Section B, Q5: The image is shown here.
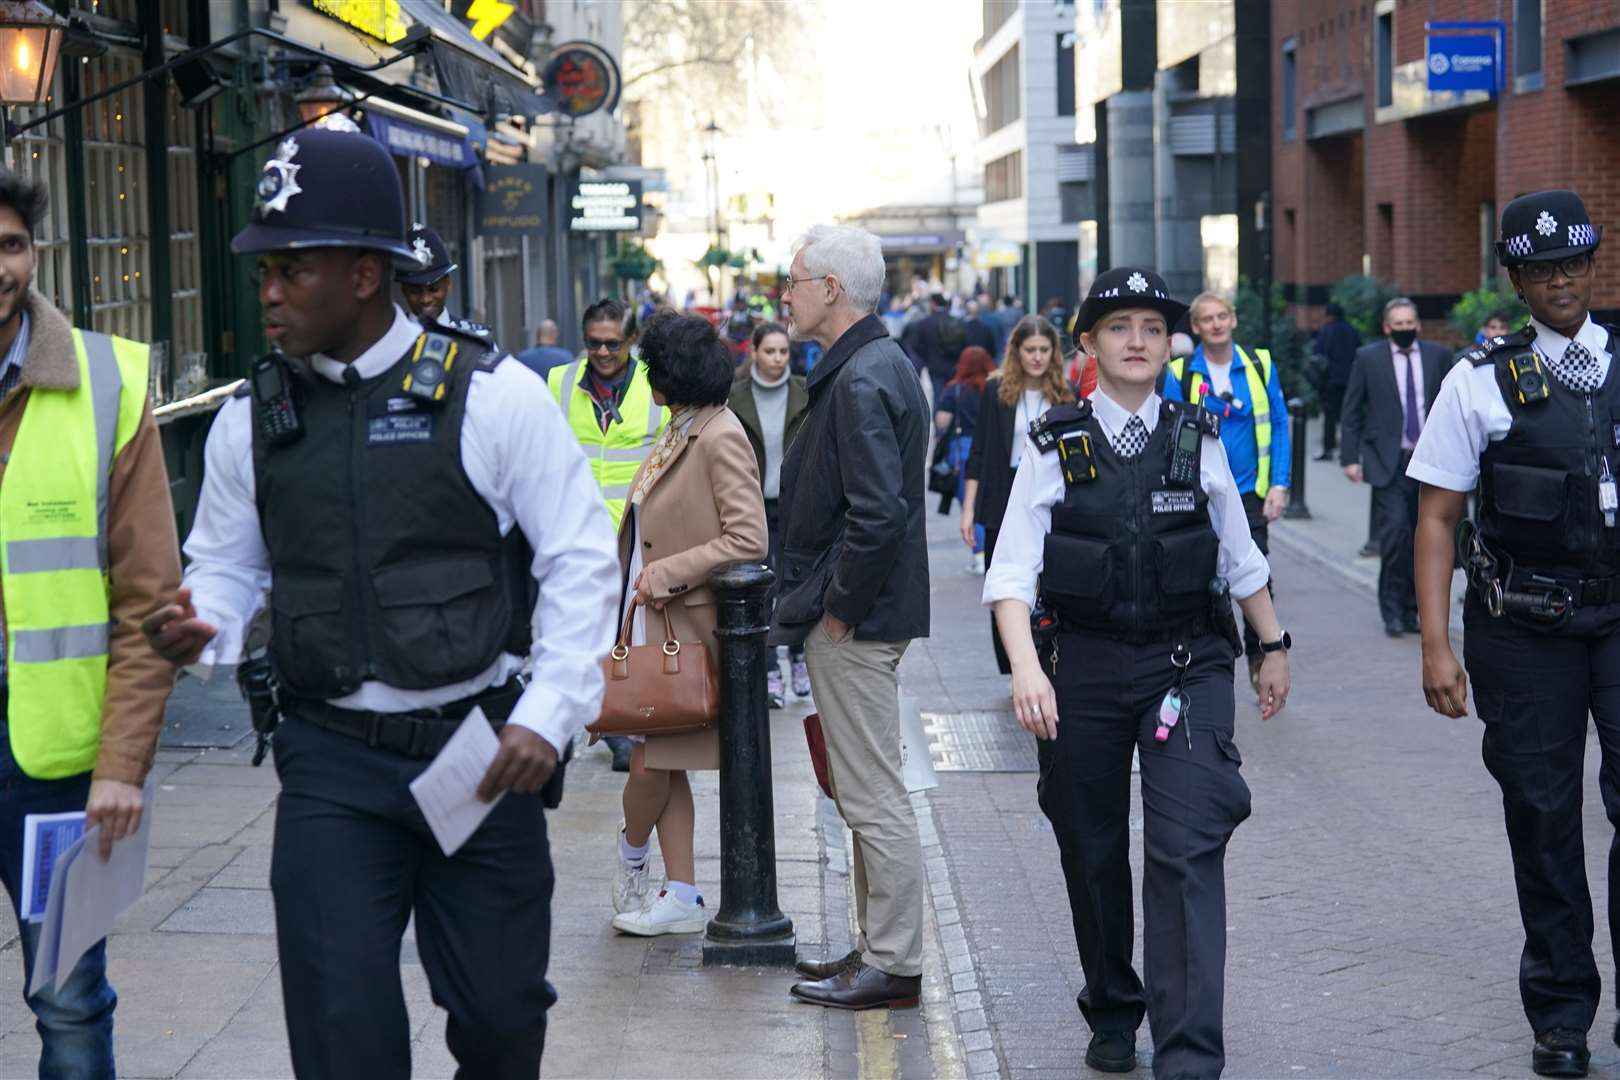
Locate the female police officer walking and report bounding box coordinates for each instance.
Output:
[1413,190,1614,1079]
[983,267,1291,1078]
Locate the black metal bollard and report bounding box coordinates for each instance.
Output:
[1284,397,1312,520]
[702,560,796,966]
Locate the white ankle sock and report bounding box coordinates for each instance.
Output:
[619,832,649,867]
[664,880,701,905]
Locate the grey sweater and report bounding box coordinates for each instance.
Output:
[750,367,791,498]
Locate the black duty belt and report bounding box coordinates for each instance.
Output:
[1061,613,1217,646]
[285,677,524,759]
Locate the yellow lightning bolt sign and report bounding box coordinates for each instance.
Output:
[466,0,515,40]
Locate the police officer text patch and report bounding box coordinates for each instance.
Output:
[1151,490,1196,514]
[368,414,433,445]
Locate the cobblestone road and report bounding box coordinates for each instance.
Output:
[905,509,1620,1079]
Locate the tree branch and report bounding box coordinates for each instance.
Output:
[624,53,740,89]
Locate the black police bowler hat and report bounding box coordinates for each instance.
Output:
[1495,189,1602,265]
[396,224,458,285]
[1072,267,1189,336]
[231,128,413,259]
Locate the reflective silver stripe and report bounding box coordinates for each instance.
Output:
[602,483,632,500]
[12,623,109,663]
[1253,412,1270,425]
[7,537,100,574]
[80,331,122,570]
[560,359,584,424]
[645,394,661,438]
[602,446,649,462]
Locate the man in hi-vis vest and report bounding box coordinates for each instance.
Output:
[546,298,665,772]
[1162,291,1291,694]
[0,170,179,1076]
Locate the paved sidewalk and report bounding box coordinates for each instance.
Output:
[0,673,845,1078]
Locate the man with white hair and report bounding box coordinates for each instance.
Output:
[771,224,932,1010]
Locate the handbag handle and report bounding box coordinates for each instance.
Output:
[611,596,683,661]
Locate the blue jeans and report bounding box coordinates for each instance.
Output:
[950,435,984,553]
[0,713,116,1080]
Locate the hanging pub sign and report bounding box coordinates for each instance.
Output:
[543,40,622,118]
[478,164,548,236]
[569,179,642,233]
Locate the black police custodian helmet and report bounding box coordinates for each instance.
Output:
[1495,189,1602,266]
[1073,267,1189,336]
[231,128,413,259]
[396,223,458,286]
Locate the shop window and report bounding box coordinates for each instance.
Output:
[1281,38,1297,141]
[1515,0,1544,91]
[985,151,1024,203]
[1375,11,1394,108]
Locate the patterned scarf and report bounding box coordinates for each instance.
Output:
[630,405,700,507]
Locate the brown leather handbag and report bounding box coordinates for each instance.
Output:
[587,602,718,738]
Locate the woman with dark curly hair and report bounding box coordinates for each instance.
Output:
[609,309,768,936]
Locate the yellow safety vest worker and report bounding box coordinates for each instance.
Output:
[547,357,665,528]
[1,330,149,778]
[1167,346,1274,496]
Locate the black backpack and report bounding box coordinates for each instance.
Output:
[937,316,966,365]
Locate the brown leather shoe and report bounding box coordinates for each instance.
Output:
[795,948,861,980]
[789,962,921,1010]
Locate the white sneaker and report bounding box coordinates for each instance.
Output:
[611,890,707,936]
[611,825,652,914]
[968,552,985,575]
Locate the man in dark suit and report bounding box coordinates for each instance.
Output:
[1312,302,1361,459]
[1340,297,1452,636]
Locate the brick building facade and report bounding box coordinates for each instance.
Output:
[1273,0,1620,335]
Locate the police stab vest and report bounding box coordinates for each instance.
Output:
[1,329,149,779]
[1035,399,1222,636]
[252,330,533,700]
[1167,346,1274,496]
[1472,325,1620,582]
[547,357,665,529]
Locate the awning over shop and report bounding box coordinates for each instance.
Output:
[399,0,553,119]
[363,97,484,187]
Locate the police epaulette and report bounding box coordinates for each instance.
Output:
[1197,403,1221,438]
[1030,399,1092,453]
[1462,326,1536,368]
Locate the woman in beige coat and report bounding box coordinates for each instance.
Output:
[610,310,768,936]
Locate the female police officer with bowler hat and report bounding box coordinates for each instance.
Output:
[1413,190,1615,1078]
[140,128,620,1079]
[983,267,1291,1078]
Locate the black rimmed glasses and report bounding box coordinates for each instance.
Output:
[1521,253,1593,284]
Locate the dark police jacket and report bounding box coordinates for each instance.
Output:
[251,326,531,698]
[772,315,930,644]
[1469,324,1620,582]
[1035,399,1221,636]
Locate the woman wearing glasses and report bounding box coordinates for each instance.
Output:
[1411,190,1614,1078]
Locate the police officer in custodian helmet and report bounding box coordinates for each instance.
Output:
[139,128,620,1078]
[982,267,1292,1078]
[397,221,498,348]
[1413,190,1616,1078]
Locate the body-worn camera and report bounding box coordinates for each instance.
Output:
[1505,351,1551,406]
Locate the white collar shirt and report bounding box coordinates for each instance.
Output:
[982,388,1271,611]
[179,305,622,753]
[1409,314,1614,492]
[1389,339,1427,451]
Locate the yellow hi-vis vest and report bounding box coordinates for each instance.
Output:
[1168,346,1274,497]
[547,357,665,529]
[1,330,149,779]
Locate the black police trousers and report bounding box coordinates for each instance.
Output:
[1463,596,1620,1037]
[270,716,556,1080]
[1037,629,1252,1080]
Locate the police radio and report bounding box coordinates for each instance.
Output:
[1505,351,1551,406]
[1167,412,1202,488]
[249,351,303,446]
[403,333,459,405]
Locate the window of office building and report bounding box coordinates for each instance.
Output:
[984,45,1022,133]
[985,151,1024,203]
[982,0,1017,42]
[1375,11,1394,108]
[1514,0,1543,89]
[1200,215,1238,294]
[1281,38,1297,140]
[1057,33,1076,116]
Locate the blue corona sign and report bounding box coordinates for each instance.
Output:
[1426,23,1503,94]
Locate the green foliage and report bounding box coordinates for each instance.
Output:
[1449,281,1529,342]
[612,243,660,282]
[695,245,731,269]
[1234,276,1316,413]
[1328,275,1401,340]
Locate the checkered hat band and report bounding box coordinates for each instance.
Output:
[1569,224,1596,247]
[1505,234,1533,258]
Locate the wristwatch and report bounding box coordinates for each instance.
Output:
[1259,631,1292,654]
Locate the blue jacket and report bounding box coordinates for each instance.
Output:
[1161,343,1291,494]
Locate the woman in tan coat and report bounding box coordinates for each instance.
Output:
[610,310,768,936]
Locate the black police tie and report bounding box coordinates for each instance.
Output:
[1113,415,1149,459]
[1550,341,1602,395]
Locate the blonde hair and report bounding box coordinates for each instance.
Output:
[997,315,1075,407]
[1189,292,1234,319]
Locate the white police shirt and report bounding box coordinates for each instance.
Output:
[982,388,1272,612]
[1407,315,1614,492]
[182,304,621,754]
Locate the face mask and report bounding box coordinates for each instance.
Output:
[1390,328,1417,349]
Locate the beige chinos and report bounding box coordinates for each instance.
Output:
[803,622,924,977]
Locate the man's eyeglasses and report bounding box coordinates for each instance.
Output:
[786,274,828,290]
[1521,253,1593,284]
[586,338,625,353]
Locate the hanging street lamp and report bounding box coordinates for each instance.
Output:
[0,1,65,107]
